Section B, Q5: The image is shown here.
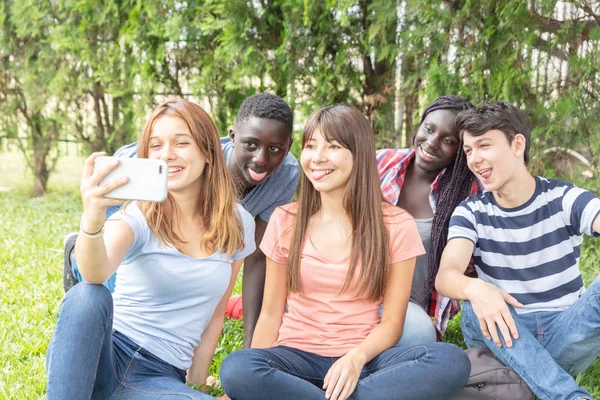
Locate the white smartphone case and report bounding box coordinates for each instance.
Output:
[95,156,168,202]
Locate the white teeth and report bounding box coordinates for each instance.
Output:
[421,147,438,159]
[169,167,183,173]
[478,168,491,175]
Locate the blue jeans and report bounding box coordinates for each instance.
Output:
[398,302,437,346]
[220,343,470,399]
[46,283,212,399]
[461,275,600,400]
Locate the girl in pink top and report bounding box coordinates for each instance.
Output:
[220,106,470,400]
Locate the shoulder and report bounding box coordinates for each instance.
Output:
[220,136,232,152]
[264,151,300,188]
[376,148,411,165]
[274,202,298,219]
[279,151,300,176]
[113,142,138,158]
[536,176,573,195]
[381,203,415,226]
[235,203,254,225]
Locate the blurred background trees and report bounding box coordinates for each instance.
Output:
[0,0,598,196]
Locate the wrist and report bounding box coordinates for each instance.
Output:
[80,215,106,238]
[464,278,483,300]
[347,347,368,365]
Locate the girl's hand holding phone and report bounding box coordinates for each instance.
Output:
[79,152,128,233]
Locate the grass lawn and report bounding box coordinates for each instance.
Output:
[0,149,599,398]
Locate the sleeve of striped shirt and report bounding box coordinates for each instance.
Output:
[562,185,600,237]
[448,201,479,244]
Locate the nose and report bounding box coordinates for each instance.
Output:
[468,148,482,165]
[253,148,268,167]
[427,133,441,150]
[160,144,176,161]
[312,146,328,163]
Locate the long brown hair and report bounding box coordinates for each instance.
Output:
[136,99,243,257]
[287,105,389,301]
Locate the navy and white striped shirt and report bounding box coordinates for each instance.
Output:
[449,176,600,314]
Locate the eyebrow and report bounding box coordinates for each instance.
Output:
[150,133,192,140]
[240,136,286,146]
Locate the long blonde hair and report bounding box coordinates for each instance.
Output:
[287,106,390,301]
[136,99,243,257]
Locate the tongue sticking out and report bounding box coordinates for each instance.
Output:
[312,170,331,181]
[249,169,267,182]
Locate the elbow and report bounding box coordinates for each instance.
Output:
[434,271,446,295]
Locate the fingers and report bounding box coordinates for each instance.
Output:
[478,317,492,341]
[328,371,346,400]
[81,152,105,180]
[503,292,524,308]
[495,316,513,347]
[479,313,519,347]
[502,309,520,341]
[89,158,122,187]
[485,317,502,347]
[338,377,358,400]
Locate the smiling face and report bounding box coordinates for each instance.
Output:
[300,128,353,196]
[229,117,292,187]
[462,129,526,192]
[147,115,207,194]
[413,109,461,173]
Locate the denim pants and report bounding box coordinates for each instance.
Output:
[396,301,437,346]
[461,275,600,400]
[220,343,470,399]
[46,283,213,399]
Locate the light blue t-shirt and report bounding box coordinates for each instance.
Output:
[111,203,256,369]
[111,139,300,221]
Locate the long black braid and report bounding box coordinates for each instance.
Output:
[417,96,477,292]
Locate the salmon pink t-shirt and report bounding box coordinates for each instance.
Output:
[260,202,425,357]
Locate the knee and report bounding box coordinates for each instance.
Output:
[220,349,259,394]
[61,283,112,322]
[430,343,471,387]
[398,303,437,346]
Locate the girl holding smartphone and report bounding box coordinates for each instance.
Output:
[220,105,470,400]
[46,99,255,399]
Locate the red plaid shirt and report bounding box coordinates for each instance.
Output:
[376,148,478,340]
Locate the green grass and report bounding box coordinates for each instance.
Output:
[0,150,599,398]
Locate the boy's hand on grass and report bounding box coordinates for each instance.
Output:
[323,349,366,400]
[466,279,523,348]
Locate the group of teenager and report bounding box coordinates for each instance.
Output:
[45,92,600,400]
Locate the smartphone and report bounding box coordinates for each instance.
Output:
[94,156,168,202]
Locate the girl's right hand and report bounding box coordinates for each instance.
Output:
[79,152,128,232]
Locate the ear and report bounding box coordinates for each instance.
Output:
[229,129,235,141]
[286,137,294,155]
[512,133,526,159]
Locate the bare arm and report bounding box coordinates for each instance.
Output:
[242,217,268,348]
[593,212,600,234]
[76,153,132,284]
[187,259,244,386]
[323,257,416,400]
[434,238,477,300]
[436,238,523,347]
[250,256,287,348]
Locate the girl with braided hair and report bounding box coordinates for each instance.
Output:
[377,95,478,344]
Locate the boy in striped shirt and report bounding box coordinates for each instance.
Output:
[435,101,599,400]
